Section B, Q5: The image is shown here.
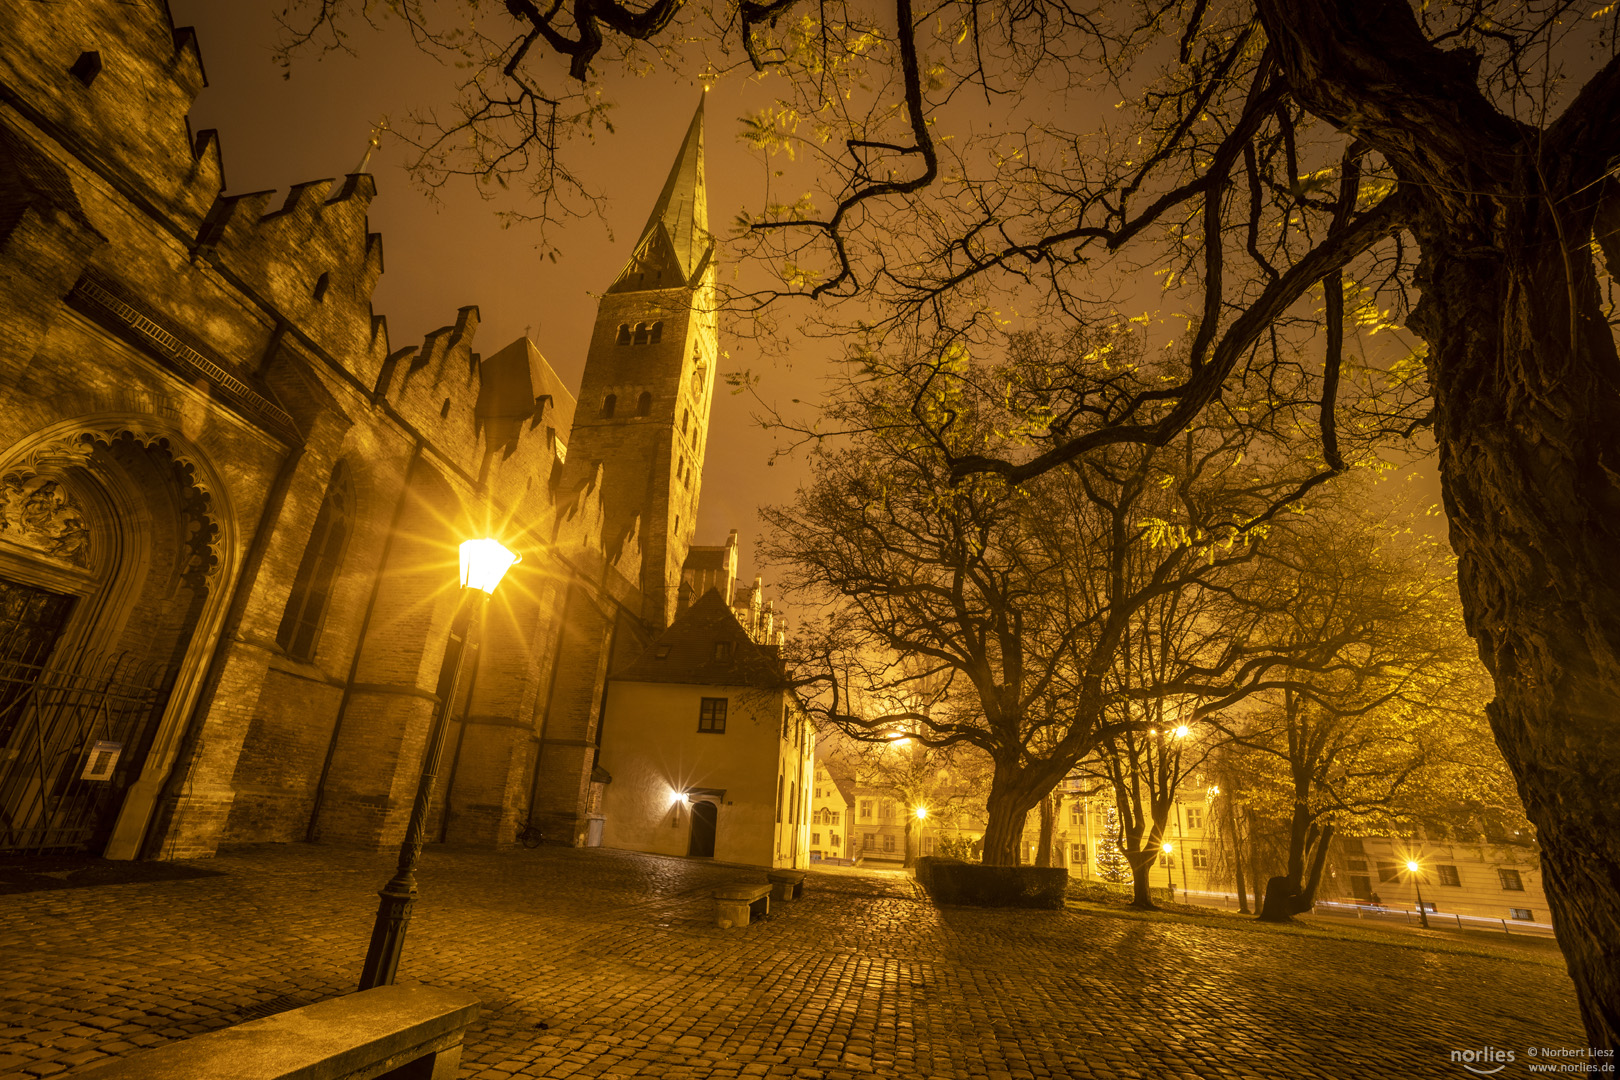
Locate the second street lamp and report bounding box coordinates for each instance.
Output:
[1406,859,1431,930]
[358,537,520,991]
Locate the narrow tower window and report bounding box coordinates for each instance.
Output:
[636,391,652,417]
[649,321,663,344]
[312,272,331,302]
[600,394,617,419]
[616,324,631,345]
[633,323,650,345]
[277,462,353,661]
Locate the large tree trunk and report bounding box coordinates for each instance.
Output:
[1257,3,1620,1046]
[1035,794,1057,867]
[1300,823,1335,909]
[981,781,1036,866]
[1414,234,1620,1050]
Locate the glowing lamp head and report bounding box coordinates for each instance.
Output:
[915,806,928,820]
[672,791,691,808]
[459,538,520,594]
[1162,841,1173,854]
[1174,725,1189,739]
[1406,859,1420,873]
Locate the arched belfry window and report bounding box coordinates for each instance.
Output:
[633,323,650,345]
[616,324,631,345]
[649,321,663,344]
[636,391,652,417]
[277,462,353,661]
[600,394,617,419]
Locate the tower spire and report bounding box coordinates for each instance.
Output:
[610,96,709,291]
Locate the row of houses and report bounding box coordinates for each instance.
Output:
[806,766,1550,924]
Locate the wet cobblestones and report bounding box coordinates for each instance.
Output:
[0,844,1587,1078]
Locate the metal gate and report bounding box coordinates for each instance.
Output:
[0,632,173,855]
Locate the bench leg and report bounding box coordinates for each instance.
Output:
[750,894,770,922]
[716,901,751,928]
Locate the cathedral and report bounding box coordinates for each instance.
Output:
[0,0,806,865]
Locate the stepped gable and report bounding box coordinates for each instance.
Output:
[200,173,388,385]
[606,97,711,293]
[616,588,787,689]
[0,1,222,226]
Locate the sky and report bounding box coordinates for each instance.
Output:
[168,1,814,586]
[164,2,1448,595]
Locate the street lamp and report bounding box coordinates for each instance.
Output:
[359,537,519,990]
[1162,840,1175,900]
[1406,859,1431,929]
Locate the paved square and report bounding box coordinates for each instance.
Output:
[0,844,1587,1078]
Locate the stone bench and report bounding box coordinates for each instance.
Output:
[714,883,772,928]
[73,985,480,1080]
[766,869,807,902]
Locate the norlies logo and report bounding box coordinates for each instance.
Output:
[1452,1047,1517,1075]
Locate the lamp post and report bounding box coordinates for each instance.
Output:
[358,537,519,991]
[1406,859,1431,930]
[1162,841,1175,901]
[915,804,928,861]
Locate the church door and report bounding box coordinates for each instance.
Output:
[689,799,717,858]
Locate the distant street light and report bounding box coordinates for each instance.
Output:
[359,537,519,990]
[1173,725,1189,738]
[914,805,928,860]
[1406,859,1431,930]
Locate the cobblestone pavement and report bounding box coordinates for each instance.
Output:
[0,844,1588,1079]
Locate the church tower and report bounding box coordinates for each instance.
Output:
[561,97,716,627]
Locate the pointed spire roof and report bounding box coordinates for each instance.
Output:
[609,96,711,291]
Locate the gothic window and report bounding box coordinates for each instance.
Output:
[682,409,690,435]
[616,324,631,345]
[633,323,650,345]
[636,391,652,417]
[277,462,353,662]
[649,321,663,344]
[600,394,616,419]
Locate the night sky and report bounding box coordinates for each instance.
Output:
[165,3,1447,592]
[168,2,809,585]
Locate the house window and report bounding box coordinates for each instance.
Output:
[1159,852,1175,868]
[1342,837,1366,855]
[698,697,727,733]
[812,832,821,846]
[1498,868,1525,891]
[1191,848,1208,870]
[863,833,875,850]
[831,811,839,826]
[1510,908,1533,921]
[600,393,616,418]
[1437,864,1461,887]
[883,834,895,853]
[1071,842,1085,864]
[1348,859,1368,872]
[1350,875,1372,900]
[1376,861,1402,883]
[714,641,733,661]
[829,832,839,847]
[860,801,872,819]
[276,462,353,662]
[880,801,892,819]
[1185,806,1204,830]
[1068,803,1083,826]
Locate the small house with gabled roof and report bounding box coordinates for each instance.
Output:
[597,588,812,868]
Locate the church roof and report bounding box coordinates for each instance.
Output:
[682,545,728,572]
[608,96,710,292]
[477,337,577,437]
[614,588,787,688]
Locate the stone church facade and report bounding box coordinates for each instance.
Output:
[0,0,723,860]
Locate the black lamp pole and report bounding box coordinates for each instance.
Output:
[358,588,486,990]
[1411,866,1431,930]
